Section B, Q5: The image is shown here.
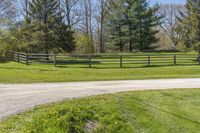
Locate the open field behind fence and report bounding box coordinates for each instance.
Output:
[1,51,200,68]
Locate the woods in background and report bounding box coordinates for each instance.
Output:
[0,0,199,54]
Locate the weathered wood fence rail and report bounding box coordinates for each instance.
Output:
[1,50,200,68]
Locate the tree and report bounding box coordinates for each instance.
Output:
[56,24,76,53]
[61,0,81,29]
[96,0,109,53]
[133,0,162,51]
[107,0,162,52]
[28,0,62,53]
[0,0,17,27]
[16,0,29,17]
[159,4,185,49]
[124,0,137,52]
[108,0,127,52]
[178,0,200,51]
[77,0,95,53]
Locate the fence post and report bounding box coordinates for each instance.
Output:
[174,54,176,65]
[120,55,123,68]
[148,55,151,67]
[89,55,92,68]
[54,54,57,67]
[11,51,14,61]
[5,51,8,60]
[25,53,29,65]
[17,52,20,63]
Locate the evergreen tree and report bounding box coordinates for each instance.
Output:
[176,10,193,50]
[124,0,137,52]
[108,0,127,52]
[108,0,162,52]
[178,0,200,51]
[133,0,162,51]
[27,0,76,54]
[28,0,62,54]
[56,24,76,53]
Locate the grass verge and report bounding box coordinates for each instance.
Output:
[1,89,200,133]
[0,62,200,83]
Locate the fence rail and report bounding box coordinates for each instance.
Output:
[1,50,200,68]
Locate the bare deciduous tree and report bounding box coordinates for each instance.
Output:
[61,0,82,29]
[159,4,185,48]
[16,0,29,18]
[96,0,109,53]
[0,0,17,26]
[78,0,95,52]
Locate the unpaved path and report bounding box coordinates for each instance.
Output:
[1,78,200,120]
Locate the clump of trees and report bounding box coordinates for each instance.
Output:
[1,0,76,54]
[0,0,199,53]
[108,0,162,52]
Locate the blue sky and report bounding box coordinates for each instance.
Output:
[149,0,186,5]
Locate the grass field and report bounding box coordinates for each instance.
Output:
[1,88,200,133]
[0,61,200,83]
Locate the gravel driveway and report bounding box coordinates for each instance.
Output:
[1,78,200,120]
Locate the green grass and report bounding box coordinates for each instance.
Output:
[1,89,200,133]
[0,61,200,83]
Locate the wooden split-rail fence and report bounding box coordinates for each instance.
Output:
[1,50,200,68]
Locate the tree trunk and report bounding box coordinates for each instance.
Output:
[88,0,94,53]
[129,22,133,52]
[119,23,123,52]
[65,0,71,29]
[100,13,104,53]
[139,18,143,51]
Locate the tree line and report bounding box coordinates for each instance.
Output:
[0,0,199,54]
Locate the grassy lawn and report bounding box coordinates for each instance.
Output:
[1,89,200,133]
[0,62,200,83]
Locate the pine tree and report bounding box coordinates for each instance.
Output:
[108,0,162,52]
[24,0,76,54]
[56,24,76,53]
[178,0,200,51]
[176,10,193,50]
[124,0,137,52]
[133,0,162,51]
[108,0,127,52]
[28,0,63,54]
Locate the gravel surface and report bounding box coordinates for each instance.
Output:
[1,78,200,120]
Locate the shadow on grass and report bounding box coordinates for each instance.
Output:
[2,59,199,70]
[56,65,90,69]
[55,64,200,69]
[0,59,10,63]
[0,66,56,72]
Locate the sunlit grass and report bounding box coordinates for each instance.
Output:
[1,89,200,133]
[0,61,200,83]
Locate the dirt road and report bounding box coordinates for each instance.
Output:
[1,78,200,120]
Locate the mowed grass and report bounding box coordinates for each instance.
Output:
[0,61,200,83]
[1,89,200,133]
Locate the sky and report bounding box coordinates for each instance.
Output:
[149,0,186,5]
